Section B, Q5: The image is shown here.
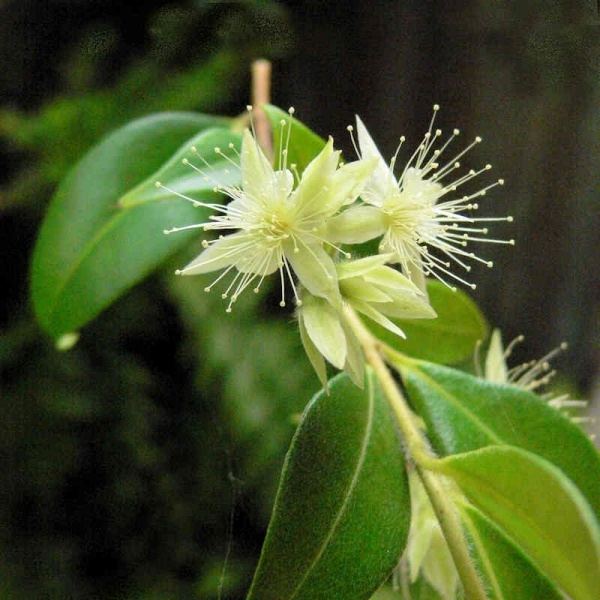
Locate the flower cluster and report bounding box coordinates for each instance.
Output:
[481,329,590,426]
[163,106,511,385]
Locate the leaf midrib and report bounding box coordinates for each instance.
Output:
[286,372,376,599]
[449,453,592,599]
[461,508,506,600]
[41,127,236,333]
[405,364,503,446]
[45,198,200,330]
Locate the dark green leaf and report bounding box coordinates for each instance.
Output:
[369,281,488,364]
[439,446,600,600]
[263,104,327,174]
[462,504,562,600]
[247,371,410,600]
[31,112,238,338]
[369,578,447,600]
[396,359,600,520]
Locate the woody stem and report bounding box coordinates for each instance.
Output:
[342,305,488,600]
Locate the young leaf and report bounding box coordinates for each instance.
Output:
[31,113,238,338]
[263,104,327,174]
[396,360,600,519]
[438,446,600,600]
[461,504,562,600]
[246,371,410,600]
[369,281,488,364]
[119,128,240,207]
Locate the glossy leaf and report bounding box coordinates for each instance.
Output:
[461,504,561,600]
[31,113,239,338]
[247,371,410,600]
[369,280,488,364]
[438,446,600,600]
[119,127,240,207]
[263,104,327,174]
[396,359,600,519]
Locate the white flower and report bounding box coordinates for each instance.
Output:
[334,106,514,292]
[298,255,435,388]
[482,329,588,420]
[161,111,376,311]
[404,470,459,600]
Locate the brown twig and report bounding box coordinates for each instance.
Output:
[251,59,273,158]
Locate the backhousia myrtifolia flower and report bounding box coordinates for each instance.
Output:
[329,106,514,292]
[161,108,376,311]
[161,105,511,384]
[481,329,591,428]
[298,255,436,387]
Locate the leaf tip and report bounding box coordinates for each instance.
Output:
[55,331,80,351]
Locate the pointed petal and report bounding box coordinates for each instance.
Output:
[326,205,386,244]
[408,472,439,582]
[241,129,275,203]
[485,329,509,383]
[402,167,442,205]
[234,244,281,275]
[298,312,329,390]
[352,299,407,339]
[286,242,341,307]
[274,168,294,200]
[377,292,437,319]
[340,278,393,303]
[355,115,398,201]
[343,322,365,388]
[323,157,378,212]
[365,266,423,295]
[422,527,459,599]
[336,254,393,280]
[179,232,249,275]
[301,296,347,369]
[406,255,428,295]
[292,137,339,218]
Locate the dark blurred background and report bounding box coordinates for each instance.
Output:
[1,1,599,598]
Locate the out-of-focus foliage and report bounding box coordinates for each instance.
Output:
[3,1,600,598]
[0,1,307,598]
[0,0,292,215]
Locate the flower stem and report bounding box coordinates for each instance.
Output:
[251,58,273,158]
[342,306,488,600]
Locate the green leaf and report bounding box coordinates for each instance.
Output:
[396,360,600,520]
[263,104,327,174]
[438,446,600,600]
[369,280,488,364]
[247,371,410,600]
[31,112,239,338]
[461,504,562,600]
[119,128,240,207]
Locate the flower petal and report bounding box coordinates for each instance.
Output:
[178,232,250,275]
[241,129,275,204]
[336,254,393,280]
[292,137,339,219]
[274,168,294,200]
[326,205,386,244]
[405,255,428,295]
[323,157,378,212]
[343,321,365,388]
[301,296,347,369]
[286,242,341,307]
[340,277,393,303]
[298,312,329,390]
[352,299,407,339]
[377,293,437,320]
[484,329,509,383]
[365,266,423,295]
[355,115,398,202]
